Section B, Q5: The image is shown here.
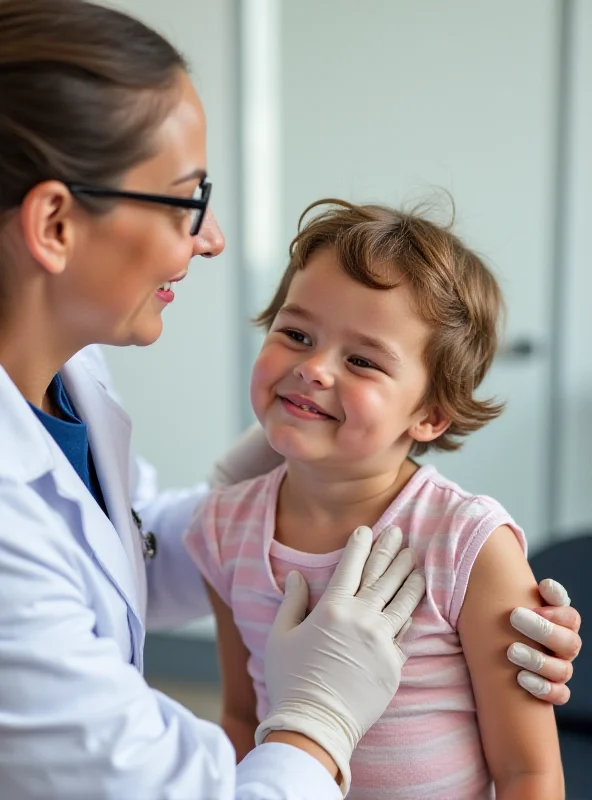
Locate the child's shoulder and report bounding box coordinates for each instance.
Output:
[193,463,285,540]
[401,463,525,562]
[183,465,285,598]
[208,463,284,509]
[403,465,527,629]
[409,463,513,522]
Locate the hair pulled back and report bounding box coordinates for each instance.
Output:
[0,0,187,216]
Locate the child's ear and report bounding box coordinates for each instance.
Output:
[408,405,451,445]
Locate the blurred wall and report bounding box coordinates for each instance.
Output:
[103,0,243,488]
[557,0,592,534]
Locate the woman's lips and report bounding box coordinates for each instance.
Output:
[155,272,187,303]
[155,286,174,304]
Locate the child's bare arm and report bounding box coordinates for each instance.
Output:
[204,582,258,763]
[458,526,564,800]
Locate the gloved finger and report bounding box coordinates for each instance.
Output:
[537,578,570,607]
[535,604,581,635]
[507,643,574,683]
[357,547,415,608]
[394,617,412,644]
[325,526,373,596]
[360,526,403,589]
[511,607,582,661]
[271,571,309,635]
[517,671,571,705]
[382,569,426,636]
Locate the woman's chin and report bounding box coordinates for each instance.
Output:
[127,319,164,347]
[103,315,164,348]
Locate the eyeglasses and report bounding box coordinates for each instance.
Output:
[67,178,212,237]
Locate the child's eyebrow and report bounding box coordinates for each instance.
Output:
[353,333,401,365]
[278,303,316,322]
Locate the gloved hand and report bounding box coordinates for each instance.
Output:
[508,578,582,704]
[208,423,282,487]
[255,525,425,796]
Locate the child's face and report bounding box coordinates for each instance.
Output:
[250,246,439,469]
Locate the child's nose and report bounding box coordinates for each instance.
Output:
[294,355,335,388]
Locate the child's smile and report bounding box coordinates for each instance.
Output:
[250,244,443,471]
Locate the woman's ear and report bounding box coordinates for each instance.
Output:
[408,404,451,445]
[19,181,77,275]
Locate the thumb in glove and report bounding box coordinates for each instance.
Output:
[271,571,310,635]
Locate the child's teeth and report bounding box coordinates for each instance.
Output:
[159,281,172,291]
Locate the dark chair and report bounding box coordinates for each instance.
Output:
[529,534,591,799]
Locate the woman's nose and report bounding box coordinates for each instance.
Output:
[192,208,225,258]
[295,355,335,388]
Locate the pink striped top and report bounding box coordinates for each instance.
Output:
[185,463,526,799]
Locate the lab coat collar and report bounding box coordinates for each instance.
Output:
[61,352,147,626]
[0,356,145,668]
[0,365,55,481]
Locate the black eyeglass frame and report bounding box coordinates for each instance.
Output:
[67,179,212,237]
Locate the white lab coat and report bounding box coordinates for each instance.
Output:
[0,346,340,800]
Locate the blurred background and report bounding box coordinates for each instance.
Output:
[103,0,590,790]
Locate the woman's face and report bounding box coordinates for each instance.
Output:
[58,71,225,348]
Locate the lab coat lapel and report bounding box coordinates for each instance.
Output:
[61,356,147,633]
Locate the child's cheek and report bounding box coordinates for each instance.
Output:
[339,385,393,455]
[250,350,278,421]
[341,384,377,431]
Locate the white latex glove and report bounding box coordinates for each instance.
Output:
[208,423,282,487]
[255,525,426,797]
[508,578,581,704]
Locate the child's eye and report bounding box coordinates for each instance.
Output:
[281,329,312,346]
[349,355,379,370]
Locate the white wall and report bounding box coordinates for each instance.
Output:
[557,0,592,534]
[103,0,242,489]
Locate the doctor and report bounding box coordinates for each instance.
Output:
[0,1,581,798]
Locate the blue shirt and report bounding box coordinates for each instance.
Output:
[29,374,108,515]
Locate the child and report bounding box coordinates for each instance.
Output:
[184,199,564,798]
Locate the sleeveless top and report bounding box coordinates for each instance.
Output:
[185,463,526,799]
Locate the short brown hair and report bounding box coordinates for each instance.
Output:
[255,198,505,455]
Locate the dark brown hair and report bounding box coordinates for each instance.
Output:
[0,0,187,216]
[256,198,505,455]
